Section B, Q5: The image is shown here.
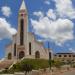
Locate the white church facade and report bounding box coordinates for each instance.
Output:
[5,0,51,60]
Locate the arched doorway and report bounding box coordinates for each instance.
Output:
[8,53,12,60]
[19,51,25,59]
[35,51,40,58]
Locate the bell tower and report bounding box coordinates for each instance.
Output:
[17,0,28,46]
[16,0,28,59]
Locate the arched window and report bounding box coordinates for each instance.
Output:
[19,51,25,59]
[29,42,31,55]
[20,19,24,45]
[14,43,16,56]
[8,53,12,60]
[35,51,40,59]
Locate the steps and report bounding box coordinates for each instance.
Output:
[0,59,14,70]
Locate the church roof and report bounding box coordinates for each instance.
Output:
[20,0,26,10]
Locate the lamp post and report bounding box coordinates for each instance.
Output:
[48,41,51,70]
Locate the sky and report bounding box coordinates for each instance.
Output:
[0,0,75,58]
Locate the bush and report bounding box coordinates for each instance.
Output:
[9,59,50,73]
[20,59,49,70]
[53,60,64,68]
[72,64,75,68]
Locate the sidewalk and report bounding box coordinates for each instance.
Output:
[40,68,75,75]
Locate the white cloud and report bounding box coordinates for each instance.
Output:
[0,18,17,40]
[69,48,75,53]
[37,39,43,42]
[53,0,75,19]
[33,11,44,19]
[44,0,50,5]
[47,9,56,20]
[31,0,75,45]
[1,6,12,17]
[31,17,74,45]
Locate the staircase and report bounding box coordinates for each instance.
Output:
[0,59,14,70]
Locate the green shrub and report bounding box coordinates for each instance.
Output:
[10,59,50,72]
[53,60,64,68]
[20,59,49,70]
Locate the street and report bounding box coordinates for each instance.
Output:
[61,70,75,75]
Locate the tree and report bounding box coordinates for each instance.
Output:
[21,64,33,75]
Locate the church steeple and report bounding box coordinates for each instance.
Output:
[18,0,28,46]
[20,0,27,11]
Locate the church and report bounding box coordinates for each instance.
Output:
[5,0,50,60]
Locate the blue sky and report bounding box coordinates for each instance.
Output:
[0,0,75,58]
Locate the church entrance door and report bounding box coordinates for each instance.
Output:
[19,51,25,59]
